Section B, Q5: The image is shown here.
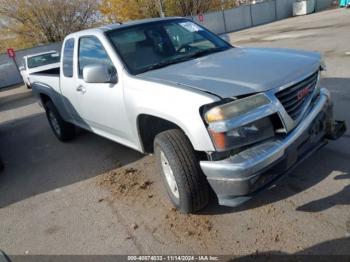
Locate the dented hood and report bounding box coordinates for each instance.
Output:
[139,47,321,98]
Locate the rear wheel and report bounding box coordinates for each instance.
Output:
[154,129,209,213]
[45,101,75,142]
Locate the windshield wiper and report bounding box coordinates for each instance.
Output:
[143,46,230,73]
[187,46,229,59]
[144,56,194,71]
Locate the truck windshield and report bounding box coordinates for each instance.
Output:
[27,53,60,69]
[106,19,231,75]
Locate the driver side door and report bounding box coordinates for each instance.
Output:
[74,36,133,147]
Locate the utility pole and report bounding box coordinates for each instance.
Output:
[221,0,225,10]
[221,0,227,33]
[158,0,165,17]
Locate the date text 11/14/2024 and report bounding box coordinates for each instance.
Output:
[127,255,219,261]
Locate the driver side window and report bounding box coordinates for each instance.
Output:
[78,36,113,78]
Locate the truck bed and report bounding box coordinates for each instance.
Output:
[31,67,60,76]
[29,67,60,95]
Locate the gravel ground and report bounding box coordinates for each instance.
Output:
[0,8,349,258]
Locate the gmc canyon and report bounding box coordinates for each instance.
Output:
[30,17,346,213]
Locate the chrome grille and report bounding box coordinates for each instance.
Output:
[276,71,319,120]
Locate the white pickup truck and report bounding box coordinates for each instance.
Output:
[20,51,60,89]
[31,17,346,213]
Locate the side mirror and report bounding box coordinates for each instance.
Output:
[83,64,118,84]
[19,66,25,71]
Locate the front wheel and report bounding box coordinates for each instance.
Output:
[154,129,209,213]
[45,101,75,142]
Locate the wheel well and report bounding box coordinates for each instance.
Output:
[138,114,181,153]
[39,93,51,106]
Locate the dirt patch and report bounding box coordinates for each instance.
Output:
[97,164,218,249]
[161,208,218,243]
[97,167,153,201]
[97,158,219,250]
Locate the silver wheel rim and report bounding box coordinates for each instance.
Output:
[160,151,179,199]
[49,111,61,136]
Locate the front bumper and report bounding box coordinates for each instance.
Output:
[200,88,346,207]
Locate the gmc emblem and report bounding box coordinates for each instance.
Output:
[297,86,310,100]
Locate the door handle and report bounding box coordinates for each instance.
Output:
[76,85,86,94]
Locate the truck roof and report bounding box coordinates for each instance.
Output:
[67,17,184,37]
[99,17,183,31]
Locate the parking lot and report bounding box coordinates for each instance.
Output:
[0,8,349,256]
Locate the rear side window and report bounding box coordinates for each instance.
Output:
[63,38,75,77]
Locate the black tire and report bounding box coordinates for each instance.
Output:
[154,129,209,213]
[25,83,31,89]
[44,101,75,142]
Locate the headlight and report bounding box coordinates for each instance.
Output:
[204,93,270,123]
[204,94,274,151]
[208,117,275,151]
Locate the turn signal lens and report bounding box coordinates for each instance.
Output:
[208,130,227,150]
[208,117,274,151]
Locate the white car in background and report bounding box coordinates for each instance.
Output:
[19,51,60,89]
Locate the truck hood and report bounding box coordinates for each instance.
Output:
[139,47,321,98]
